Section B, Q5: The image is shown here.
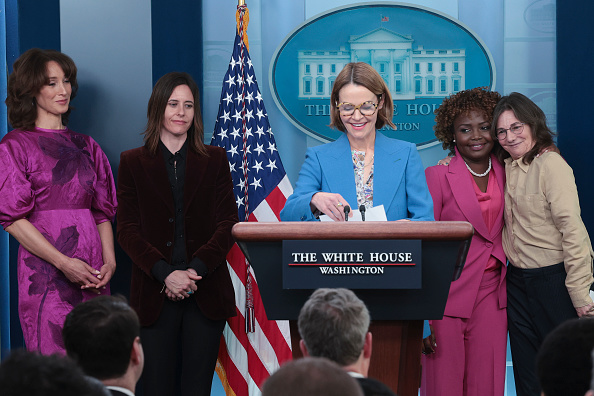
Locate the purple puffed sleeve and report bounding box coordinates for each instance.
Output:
[0,137,36,229]
[88,137,117,224]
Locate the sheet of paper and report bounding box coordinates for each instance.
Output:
[319,205,388,222]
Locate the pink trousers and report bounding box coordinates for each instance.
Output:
[421,269,507,396]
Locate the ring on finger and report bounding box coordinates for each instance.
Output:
[337,202,343,207]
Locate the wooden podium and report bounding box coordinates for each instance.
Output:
[232,221,473,396]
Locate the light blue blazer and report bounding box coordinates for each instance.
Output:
[280,132,434,222]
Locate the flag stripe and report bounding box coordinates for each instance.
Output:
[224,255,285,388]
[248,271,293,358]
[277,175,293,197]
[263,187,289,220]
[226,245,291,378]
[216,342,242,396]
[249,199,275,222]
[245,333,273,387]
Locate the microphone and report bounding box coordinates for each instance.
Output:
[359,205,366,221]
[343,205,351,221]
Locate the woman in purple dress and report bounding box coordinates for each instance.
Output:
[0,48,117,354]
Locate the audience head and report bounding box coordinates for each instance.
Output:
[63,295,142,381]
[298,288,370,366]
[0,349,108,396]
[433,86,501,156]
[261,357,364,396]
[587,349,594,396]
[6,48,78,131]
[143,71,206,155]
[536,318,594,396]
[491,91,554,164]
[329,62,395,132]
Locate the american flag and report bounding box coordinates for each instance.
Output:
[210,5,293,396]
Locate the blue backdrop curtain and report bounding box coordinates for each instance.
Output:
[150,0,203,96]
[557,0,594,235]
[1,0,61,358]
[1,0,10,360]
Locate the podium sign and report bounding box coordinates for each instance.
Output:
[233,221,472,321]
[232,221,473,396]
[282,239,422,289]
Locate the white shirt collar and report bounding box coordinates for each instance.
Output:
[347,371,364,378]
[106,385,135,396]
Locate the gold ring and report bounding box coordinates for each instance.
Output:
[337,202,343,207]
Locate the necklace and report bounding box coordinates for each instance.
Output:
[464,157,491,177]
[351,150,374,168]
[364,155,375,168]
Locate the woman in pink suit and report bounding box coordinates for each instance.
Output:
[421,87,507,396]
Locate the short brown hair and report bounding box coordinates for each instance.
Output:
[143,72,207,156]
[261,357,363,396]
[491,92,555,164]
[433,87,501,156]
[329,62,395,132]
[6,48,79,131]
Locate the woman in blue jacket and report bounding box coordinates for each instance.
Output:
[280,62,433,223]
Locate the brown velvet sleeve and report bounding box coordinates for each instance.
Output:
[189,148,239,273]
[116,150,166,278]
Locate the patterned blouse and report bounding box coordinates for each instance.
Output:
[352,149,374,209]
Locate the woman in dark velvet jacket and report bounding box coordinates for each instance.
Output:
[116,72,238,396]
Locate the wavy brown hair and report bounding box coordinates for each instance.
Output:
[434,87,501,156]
[329,62,395,132]
[491,92,555,165]
[6,48,78,131]
[143,72,207,156]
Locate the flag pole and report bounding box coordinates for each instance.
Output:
[212,1,294,391]
[236,1,249,52]
[234,0,254,333]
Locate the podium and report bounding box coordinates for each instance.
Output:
[232,221,473,396]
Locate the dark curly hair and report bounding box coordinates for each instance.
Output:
[6,48,78,131]
[434,87,501,155]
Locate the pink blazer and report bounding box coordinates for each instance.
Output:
[425,151,506,318]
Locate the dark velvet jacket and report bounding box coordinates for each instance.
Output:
[116,144,238,326]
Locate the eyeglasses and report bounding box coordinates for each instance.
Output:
[336,101,379,116]
[495,123,525,140]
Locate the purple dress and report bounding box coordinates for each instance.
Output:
[0,127,117,354]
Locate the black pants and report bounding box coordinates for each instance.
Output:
[139,298,226,396]
[507,262,577,396]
